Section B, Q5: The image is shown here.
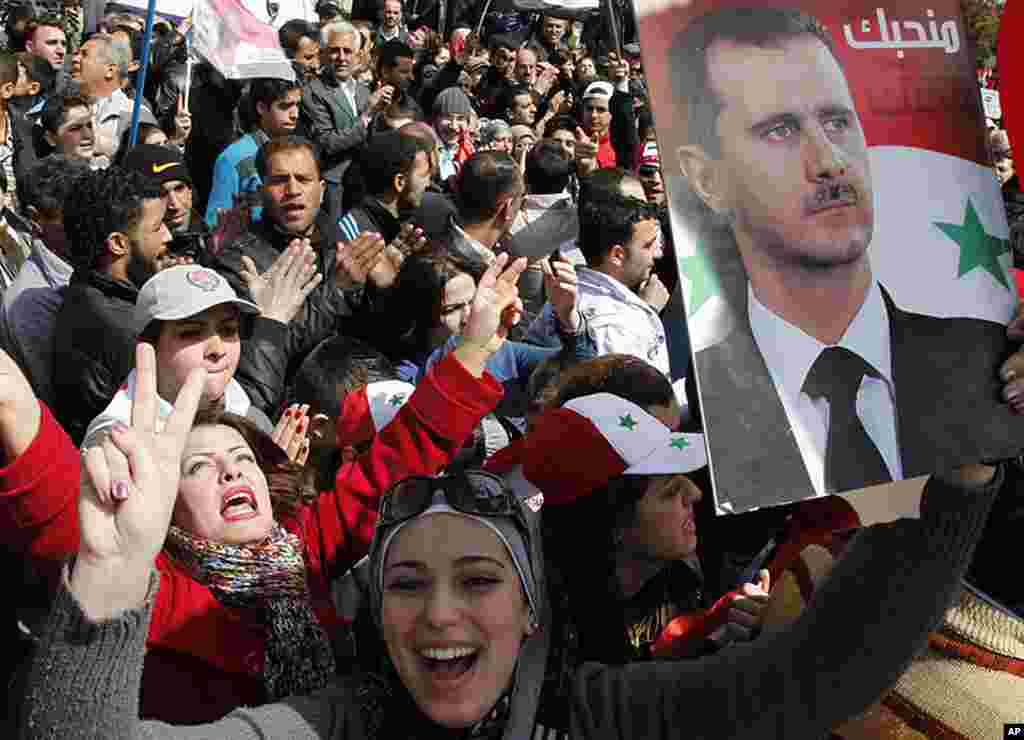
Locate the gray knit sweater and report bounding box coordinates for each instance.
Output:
[16,470,1000,740]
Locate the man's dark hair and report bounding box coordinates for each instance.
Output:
[578,189,658,266]
[671,6,837,156]
[291,336,398,418]
[359,130,431,196]
[501,83,533,114]
[376,39,414,75]
[250,77,302,116]
[453,151,522,225]
[525,140,573,195]
[256,135,321,180]
[18,155,91,214]
[63,166,163,272]
[0,51,19,86]
[24,13,64,40]
[39,93,89,134]
[489,35,518,54]
[578,167,639,210]
[545,114,576,138]
[278,19,319,57]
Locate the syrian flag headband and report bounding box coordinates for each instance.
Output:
[336,380,415,448]
[520,392,707,506]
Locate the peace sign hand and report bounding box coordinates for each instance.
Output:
[72,344,206,620]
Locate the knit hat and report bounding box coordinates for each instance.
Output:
[335,380,414,448]
[135,265,259,333]
[121,144,193,188]
[517,392,707,506]
[433,86,474,116]
[509,124,534,143]
[582,80,614,102]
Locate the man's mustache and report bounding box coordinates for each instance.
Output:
[804,181,861,216]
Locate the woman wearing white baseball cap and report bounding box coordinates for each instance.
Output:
[82,257,318,448]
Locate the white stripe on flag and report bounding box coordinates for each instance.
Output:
[192,0,295,81]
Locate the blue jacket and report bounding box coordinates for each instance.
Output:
[204,132,266,226]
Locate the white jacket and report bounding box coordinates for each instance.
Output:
[527,267,670,376]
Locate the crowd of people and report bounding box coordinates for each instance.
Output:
[0,0,1020,738]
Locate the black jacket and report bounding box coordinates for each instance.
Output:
[212,212,362,411]
[52,270,140,445]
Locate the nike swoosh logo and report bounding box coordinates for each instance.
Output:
[152,162,179,173]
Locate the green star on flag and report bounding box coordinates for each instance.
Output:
[678,237,720,316]
[934,198,1011,291]
[618,414,638,431]
[388,394,406,406]
[669,437,689,450]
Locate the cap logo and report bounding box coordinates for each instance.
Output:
[669,436,689,450]
[524,492,544,512]
[187,269,220,292]
[388,393,406,407]
[618,413,638,431]
[152,162,179,173]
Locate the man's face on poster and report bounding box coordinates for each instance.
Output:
[700,34,874,271]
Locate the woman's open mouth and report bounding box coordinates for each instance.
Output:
[417,646,480,684]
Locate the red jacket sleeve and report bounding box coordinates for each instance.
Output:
[0,401,81,563]
[298,353,503,586]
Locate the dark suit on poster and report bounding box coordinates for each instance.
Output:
[698,282,1024,515]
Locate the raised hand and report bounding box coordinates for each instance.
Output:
[541,256,580,333]
[272,403,311,465]
[241,239,323,324]
[171,94,192,146]
[369,82,395,112]
[575,126,599,175]
[460,253,528,354]
[73,344,206,620]
[335,231,387,291]
[608,51,630,82]
[639,273,670,312]
[0,348,41,461]
[366,224,427,290]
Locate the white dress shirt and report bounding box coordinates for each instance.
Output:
[748,280,903,495]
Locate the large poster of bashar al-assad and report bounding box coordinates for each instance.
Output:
[634,0,1024,515]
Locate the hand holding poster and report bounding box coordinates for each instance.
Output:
[635,0,1023,516]
[192,0,296,81]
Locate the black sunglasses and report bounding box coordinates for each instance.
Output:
[379,472,523,529]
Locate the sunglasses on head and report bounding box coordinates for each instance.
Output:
[379,472,523,528]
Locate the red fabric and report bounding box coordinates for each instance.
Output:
[999,2,1022,152]
[596,133,617,169]
[649,495,859,659]
[1014,267,1024,299]
[0,353,502,723]
[651,590,736,659]
[518,407,626,506]
[336,386,374,447]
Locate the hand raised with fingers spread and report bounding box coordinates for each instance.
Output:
[242,239,323,324]
[273,404,312,465]
[335,232,387,291]
[74,344,206,619]
[460,253,528,355]
[172,94,192,145]
[542,257,581,333]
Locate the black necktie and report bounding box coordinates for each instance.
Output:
[802,346,893,493]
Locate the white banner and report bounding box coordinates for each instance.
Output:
[192,0,295,81]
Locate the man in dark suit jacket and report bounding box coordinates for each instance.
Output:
[670,6,1024,512]
[300,20,391,225]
